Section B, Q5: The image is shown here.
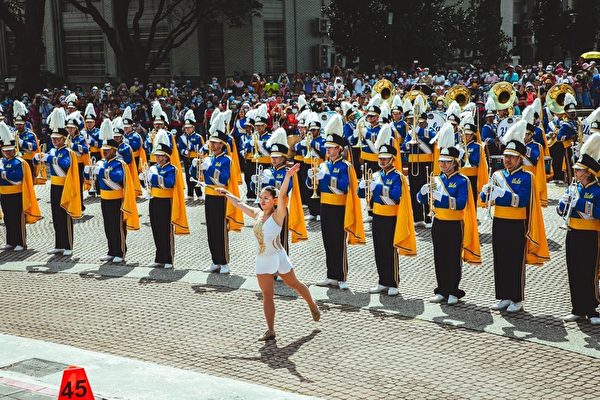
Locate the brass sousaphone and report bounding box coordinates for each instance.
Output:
[545,83,576,114]
[489,81,517,111]
[444,85,471,109]
[372,79,395,105]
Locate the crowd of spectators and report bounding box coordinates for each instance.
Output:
[1,58,599,145]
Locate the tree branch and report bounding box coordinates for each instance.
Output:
[0,1,23,34]
[132,0,145,43]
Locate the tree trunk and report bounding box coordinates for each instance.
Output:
[14,35,44,95]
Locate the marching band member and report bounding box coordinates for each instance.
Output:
[216,163,320,342]
[459,113,488,203]
[403,96,435,228]
[242,104,271,201]
[178,109,204,199]
[293,109,311,204]
[111,117,142,197]
[12,100,38,179]
[309,114,365,290]
[481,120,549,313]
[85,119,139,263]
[144,101,170,166]
[367,123,416,296]
[295,112,325,221]
[65,110,89,211]
[35,107,82,256]
[122,106,144,168]
[361,94,382,174]
[192,112,243,274]
[418,122,481,304]
[232,103,249,168]
[557,134,600,325]
[481,96,499,156]
[550,93,578,184]
[531,98,549,154]
[341,101,361,177]
[140,129,189,268]
[220,108,243,186]
[82,103,101,163]
[391,95,407,145]
[241,108,257,199]
[253,127,307,253]
[521,106,549,207]
[0,121,41,251]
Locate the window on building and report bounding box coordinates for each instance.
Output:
[264,20,285,74]
[64,30,106,76]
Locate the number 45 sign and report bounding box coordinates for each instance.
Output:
[58,366,95,400]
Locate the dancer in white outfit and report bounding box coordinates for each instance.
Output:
[217,163,320,341]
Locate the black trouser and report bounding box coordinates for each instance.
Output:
[77,163,85,210]
[24,159,35,181]
[432,219,465,298]
[486,141,502,157]
[205,194,229,265]
[566,228,600,318]
[134,155,140,170]
[244,158,257,199]
[372,214,399,288]
[467,175,478,204]
[149,197,173,264]
[51,184,73,250]
[298,162,311,205]
[408,162,432,224]
[550,142,566,182]
[303,162,321,217]
[1,193,25,247]
[182,157,202,197]
[363,160,379,215]
[279,214,289,255]
[321,203,348,281]
[350,148,362,179]
[492,218,526,302]
[101,198,126,258]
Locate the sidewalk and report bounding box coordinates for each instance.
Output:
[0,334,317,400]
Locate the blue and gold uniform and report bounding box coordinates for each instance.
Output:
[14,126,38,180]
[126,131,142,163]
[84,127,101,158]
[557,149,600,320]
[361,123,381,166]
[178,131,204,198]
[242,130,271,199]
[294,124,325,218]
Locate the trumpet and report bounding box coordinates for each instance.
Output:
[353,117,365,149]
[362,163,373,211]
[310,158,320,199]
[254,164,264,204]
[88,156,98,195]
[34,143,47,183]
[483,167,495,222]
[461,128,472,168]
[559,178,578,231]
[426,166,436,218]
[141,162,152,199]
[195,145,204,187]
[252,132,260,160]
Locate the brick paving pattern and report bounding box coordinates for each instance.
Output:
[0,272,599,400]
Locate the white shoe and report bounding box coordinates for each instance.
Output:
[62,250,73,256]
[506,301,523,313]
[589,317,600,325]
[100,255,114,262]
[203,263,220,273]
[185,195,193,200]
[47,248,64,255]
[13,245,24,252]
[302,205,308,209]
[363,216,373,223]
[387,287,399,296]
[447,295,459,305]
[369,284,388,294]
[490,299,511,310]
[149,262,162,268]
[316,278,338,287]
[304,215,315,221]
[429,294,445,303]
[163,263,173,269]
[414,221,425,227]
[219,265,230,274]
[338,281,349,290]
[563,313,583,322]
[112,257,124,263]
[0,244,14,250]
[424,222,432,229]
[316,215,321,221]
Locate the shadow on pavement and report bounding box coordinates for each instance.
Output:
[575,321,600,351]
[26,260,81,274]
[79,264,135,280]
[434,302,495,330]
[500,312,568,343]
[223,329,321,382]
[377,294,426,320]
[139,268,190,284]
[191,274,246,294]
[322,288,371,313]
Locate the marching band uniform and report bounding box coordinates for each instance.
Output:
[144,101,172,166]
[294,113,325,220]
[0,121,42,251]
[391,95,407,146]
[341,101,361,178]
[85,119,139,263]
[361,94,382,174]
[310,114,365,289]
[482,97,500,157]
[178,109,204,198]
[481,120,549,312]
[403,109,435,227]
[367,124,416,296]
[521,106,549,207]
[12,100,38,180]
[459,115,488,204]
[549,93,578,183]
[82,103,101,163]
[37,107,82,256]
[112,117,142,197]
[192,112,243,274]
[419,123,481,304]
[65,111,89,211]
[557,132,600,324]
[242,104,271,200]
[122,106,144,168]
[143,129,189,268]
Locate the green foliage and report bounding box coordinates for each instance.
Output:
[467,0,511,66]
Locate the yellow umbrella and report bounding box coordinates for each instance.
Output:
[580,51,600,60]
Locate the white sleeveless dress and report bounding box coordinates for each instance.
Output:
[253,212,293,275]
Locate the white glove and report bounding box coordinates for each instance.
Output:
[249,137,256,147]
[138,172,146,182]
[49,148,57,156]
[432,188,443,201]
[570,194,579,208]
[95,160,103,168]
[83,165,91,174]
[200,157,211,171]
[182,149,189,157]
[250,174,259,184]
[18,138,24,147]
[369,180,378,191]
[34,153,46,162]
[307,168,326,180]
[260,174,271,185]
[191,158,199,167]
[559,193,570,205]
[352,129,359,139]
[149,165,158,175]
[358,179,366,189]
[301,138,308,147]
[490,186,506,200]
[420,183,429,196]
